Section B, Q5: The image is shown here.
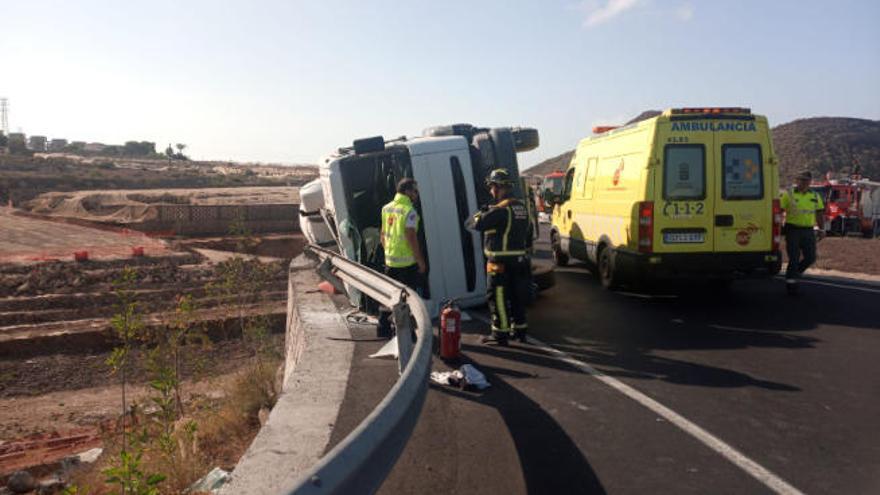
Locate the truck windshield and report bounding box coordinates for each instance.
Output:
[543,176,564,195]
[664,144,705,200]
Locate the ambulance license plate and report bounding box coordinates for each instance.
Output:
[663,232,704,244]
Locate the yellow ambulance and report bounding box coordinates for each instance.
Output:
[547,107,783,288]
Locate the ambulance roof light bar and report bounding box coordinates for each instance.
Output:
[668,107,752,115]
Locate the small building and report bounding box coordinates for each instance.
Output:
[28,135,48,152]
[49,138,68,152]
[84,142,106,152]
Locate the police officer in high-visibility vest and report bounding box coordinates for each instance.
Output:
[377,178,427,337]
[780,170,825,294]
[466,169,530,345]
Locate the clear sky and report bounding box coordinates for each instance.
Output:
[2,0,878,168]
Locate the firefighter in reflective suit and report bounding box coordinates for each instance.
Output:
[466,169,530,345]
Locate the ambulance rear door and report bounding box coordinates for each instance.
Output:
[653,121,715,253]
[711,118,772,252]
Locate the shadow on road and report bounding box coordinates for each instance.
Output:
[432,353,607,495]
[550,343,800,391]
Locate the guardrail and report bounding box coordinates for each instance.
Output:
[282,244,433,494]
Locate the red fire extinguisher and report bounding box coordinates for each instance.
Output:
[439,300,461,361]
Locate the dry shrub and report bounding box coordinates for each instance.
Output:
[67,358,281,494]
[197,359,280,467]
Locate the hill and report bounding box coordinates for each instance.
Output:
[523,114,880,184]
[772,117,880,182]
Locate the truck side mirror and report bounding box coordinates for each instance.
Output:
[543,190,557,207]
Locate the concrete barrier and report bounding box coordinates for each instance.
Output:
[221,254,354,494]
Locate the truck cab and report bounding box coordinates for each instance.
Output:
[810,175,880,237]
[307,124,539,315]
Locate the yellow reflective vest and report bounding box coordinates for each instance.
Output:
[780,188,824,228]
[381,194,419,268]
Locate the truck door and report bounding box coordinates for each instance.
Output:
[711,121,772,252]
[654,123,715,253]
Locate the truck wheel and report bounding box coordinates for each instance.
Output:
[423,123,476,141]
[551,232,569,267]
[598,245,619,290]
[489,128,520,180]
[511,127,539,152]
[531,259,556,291]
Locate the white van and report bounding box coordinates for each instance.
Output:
[315,125,539,315]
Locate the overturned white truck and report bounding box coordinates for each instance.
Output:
[299,124,543,315]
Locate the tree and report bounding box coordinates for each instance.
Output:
[0,131,7,147]
[174,143,189,161]
[123,141,157,157]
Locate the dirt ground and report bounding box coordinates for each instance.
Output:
[0,153,317,205]
[811,236,880,275]
[0,335,283,442]
[0,218,300,484]
[0,208,170,263]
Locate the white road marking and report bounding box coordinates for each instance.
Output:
[793,278,880,294]
[616,291,678,299]
[469,312,804,494]
[528,336,805,495]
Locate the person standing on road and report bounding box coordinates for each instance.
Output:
[466,169,530,345]
[377,178,427,337]
[780,170,825,294]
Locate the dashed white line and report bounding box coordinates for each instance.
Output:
[469,312,805,494]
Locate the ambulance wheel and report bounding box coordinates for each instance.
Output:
[551,232,568,267]
[598,246,619,290]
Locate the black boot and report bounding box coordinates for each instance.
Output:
[481,332,509,346]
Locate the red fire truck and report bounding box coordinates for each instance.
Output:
[809,173,880,237]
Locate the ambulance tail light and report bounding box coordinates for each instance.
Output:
[772,199,783,252]
[638,201,654,253]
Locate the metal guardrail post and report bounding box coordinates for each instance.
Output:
[391,295,414,373]
[285,245,433,495]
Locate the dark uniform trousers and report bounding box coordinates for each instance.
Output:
[487,256,529,333]
[377,264,422,336]
[784,226,817,280]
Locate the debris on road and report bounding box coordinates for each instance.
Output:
[460,364,491,390]
[430,370,463,387]
[430,364,491,390]
[369,337,399,359]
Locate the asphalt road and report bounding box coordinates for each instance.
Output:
[330,233,880,494]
